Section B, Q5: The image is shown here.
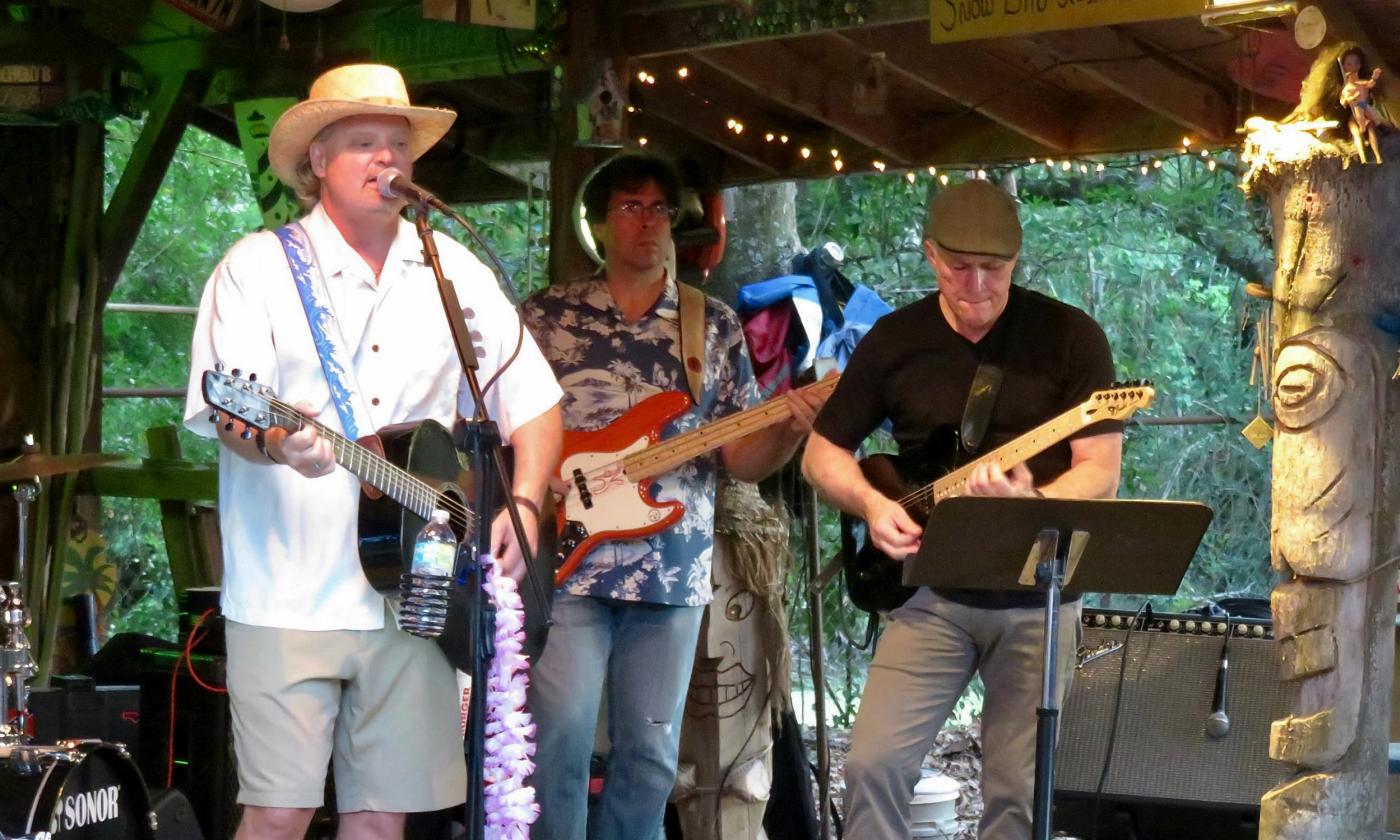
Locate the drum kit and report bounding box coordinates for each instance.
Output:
[1,439,160,840]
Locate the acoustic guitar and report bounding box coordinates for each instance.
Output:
[202,368,554,665]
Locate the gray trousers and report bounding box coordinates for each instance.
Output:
[844,588,1080,840]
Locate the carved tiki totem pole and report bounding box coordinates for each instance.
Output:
[1245,107,1400,837]
[673,480,789,839]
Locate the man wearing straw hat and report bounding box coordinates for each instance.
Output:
[183,64,562,839]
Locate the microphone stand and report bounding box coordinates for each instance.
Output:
[411,204,543,840]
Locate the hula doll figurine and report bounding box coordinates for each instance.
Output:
[1339,47,1386,163]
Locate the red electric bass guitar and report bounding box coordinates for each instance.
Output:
[554,376,840,584]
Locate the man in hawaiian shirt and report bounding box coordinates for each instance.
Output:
[521,153,826,839]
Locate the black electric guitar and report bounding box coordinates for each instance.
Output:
[202,369,554,665]
[845,382,1155,613]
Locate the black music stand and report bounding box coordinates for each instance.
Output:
[909,497,1212,840]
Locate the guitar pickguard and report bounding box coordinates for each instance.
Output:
[559,440,684,549]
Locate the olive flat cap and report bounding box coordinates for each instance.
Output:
[927,179,1022,260]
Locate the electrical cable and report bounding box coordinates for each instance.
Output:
[1089,600,1150,840]
[167,608,227,787]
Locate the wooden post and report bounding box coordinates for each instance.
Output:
[674,479,791,840]
[547,1,609,286]
[1243,127,1400,838]
[145,425,217,591]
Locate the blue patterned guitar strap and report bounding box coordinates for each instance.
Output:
[273,222,376,441]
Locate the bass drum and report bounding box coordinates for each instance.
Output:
[0,741,155,839]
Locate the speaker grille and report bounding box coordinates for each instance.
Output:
[1054,618,1289,807]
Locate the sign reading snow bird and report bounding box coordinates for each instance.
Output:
[930,0,1202,44]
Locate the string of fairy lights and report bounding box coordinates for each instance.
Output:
[625,61,1228,182]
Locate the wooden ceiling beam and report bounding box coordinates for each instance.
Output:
[611,0,926,58]
[638,101,784,176]
[691,44,917,165]
[624,113,773,185]
[635,53,796,175]
[1032,26,1234,143]
[832,29,1077,152]
[902,100,1212,166]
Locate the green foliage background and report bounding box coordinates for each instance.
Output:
[100,123,1272,720]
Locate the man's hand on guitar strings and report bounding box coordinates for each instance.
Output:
[863,493,923,560]
[964,460,1036,498]
[273,401,336,479]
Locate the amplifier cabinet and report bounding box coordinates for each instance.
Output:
[1053,609,1288,840]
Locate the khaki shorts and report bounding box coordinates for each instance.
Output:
[224,603,467,813]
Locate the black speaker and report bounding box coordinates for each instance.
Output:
[137,645,238,840]
[151,787,205,840]
[1053,609,1288,840]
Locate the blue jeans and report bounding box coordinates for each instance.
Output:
[528,593,704,840]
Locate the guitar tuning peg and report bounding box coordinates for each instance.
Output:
[215,362,224,372]
[249,372,258,382]
[224,422,234,432]
[208,412,220,423]
[231,368,242,378]
[240,428,253,440]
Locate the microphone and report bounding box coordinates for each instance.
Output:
[376,167,453,213]
[1206,618,1231,738]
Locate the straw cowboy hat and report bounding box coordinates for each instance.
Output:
[267,63,456,188]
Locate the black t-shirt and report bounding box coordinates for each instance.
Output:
[815,284,1120,609]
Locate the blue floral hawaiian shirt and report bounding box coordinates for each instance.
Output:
[522,274,760,606]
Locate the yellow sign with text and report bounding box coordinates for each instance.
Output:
[930,0,1203,44]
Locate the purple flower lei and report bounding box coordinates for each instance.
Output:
[483,559,539,837]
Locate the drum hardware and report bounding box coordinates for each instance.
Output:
[2,434,121,749]
[2,580,37,746]
[1,437,162,838]
[0,739,158,839]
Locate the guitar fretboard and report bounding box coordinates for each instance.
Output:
[621,377,840,480]
[898,385,1151,509]
[929,406,1087,503]
[265,400,475,528]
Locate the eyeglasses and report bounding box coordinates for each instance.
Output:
[607,201,678,222]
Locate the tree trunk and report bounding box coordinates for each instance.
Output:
[706,181,804,305]
[1243,129,1400,839]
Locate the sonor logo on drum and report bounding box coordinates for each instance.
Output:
[57,784,122,830]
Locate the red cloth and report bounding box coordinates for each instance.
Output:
[741,301,797,399]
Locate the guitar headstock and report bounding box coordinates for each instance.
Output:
[202,368,292,434]
[1081,379,1156,423]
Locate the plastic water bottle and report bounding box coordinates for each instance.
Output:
[398,509,455,638]
[413,509,457,576]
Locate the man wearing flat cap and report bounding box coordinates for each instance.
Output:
[182,64,562,839]
[802,179,1122,839]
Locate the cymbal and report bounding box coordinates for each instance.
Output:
[0,452,126,483]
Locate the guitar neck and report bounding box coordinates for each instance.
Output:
[623,378,839,481]
[272,406,438,519]
[927,404,1088,504]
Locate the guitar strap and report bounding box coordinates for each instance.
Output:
[958,291,1021,455]
[960,365,1003,455]
[274,223,377,441]
[677,281,707,405]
